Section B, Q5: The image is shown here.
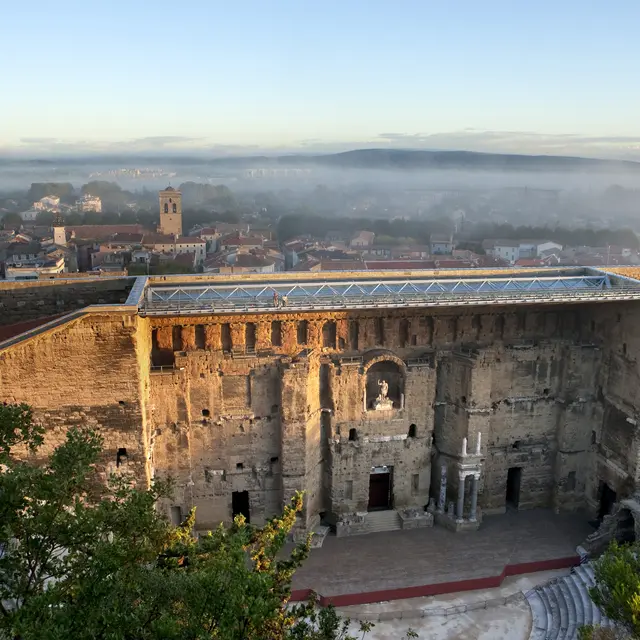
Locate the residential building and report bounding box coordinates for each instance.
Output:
[429,234,454,255]
[141,233,176,254]
[33,196,60,212]
[482,239,520,264]
[350,230,375,248]
[219,233,264,251]
[175,237,206,264]
[76,194,102,213]
[197,227,221,252]
[18,209,39,222]
[204,251,276,274]
[4,256,65,280]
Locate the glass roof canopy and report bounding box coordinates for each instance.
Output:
[140,273,640,315]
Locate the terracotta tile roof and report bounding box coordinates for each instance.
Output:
[142,233,175,245]
[364,260,437,270]
[68,224,145,240]
[176,236,206,244]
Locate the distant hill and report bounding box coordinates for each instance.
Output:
[274,149,640,172]
[5,148,640,173]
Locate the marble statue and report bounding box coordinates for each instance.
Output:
[374,378,393,410]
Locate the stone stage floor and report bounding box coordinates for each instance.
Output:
[291,509,593,600]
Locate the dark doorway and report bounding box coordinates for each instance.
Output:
[232,490,250,523]
[322,321,336,348]
[195,324,206,349]
[506,467,522,509]
[598,482,617,521]
[368,472,392,511]
[221,323,232,351]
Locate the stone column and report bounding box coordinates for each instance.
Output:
[456,473,465,520]
[437,463,447,512]
[230,323,245,350]
[204,324,221,350]
[256,322,271,350]
[181,325,196,351]
[282,321,297,354]
[469,474,479,521]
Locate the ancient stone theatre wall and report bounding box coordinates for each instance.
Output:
[2,297,640,536]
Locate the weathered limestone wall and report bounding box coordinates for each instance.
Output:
[0,278,134,325]
[0,312,148,483]
[149,350,283,529]
[584,303,640,517]
[3,298,640,534]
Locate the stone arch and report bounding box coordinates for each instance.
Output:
[363,351,406,410]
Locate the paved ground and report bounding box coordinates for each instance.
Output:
[292,509,592,597]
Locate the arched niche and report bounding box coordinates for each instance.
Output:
[365,359,405,410]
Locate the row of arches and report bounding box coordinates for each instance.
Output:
[163,202,178,214]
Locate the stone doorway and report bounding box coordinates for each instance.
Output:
[232,490,250,523]
[598,482,617,521]
[506,467,522,509]
[368,469,392,511]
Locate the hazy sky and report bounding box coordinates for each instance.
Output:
[2,0,640,156]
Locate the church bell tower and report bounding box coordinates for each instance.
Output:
[158,186,183,237]
[52,212,67,246]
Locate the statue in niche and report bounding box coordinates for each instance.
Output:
[374,378,393,411]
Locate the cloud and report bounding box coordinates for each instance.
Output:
[19,137,59,144]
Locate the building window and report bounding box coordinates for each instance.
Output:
[297,320,308,345]
[271,321,282,346]
[164,203,168,213]
[172,203,177,213]
[322,321,336,349]
[348,428,357,441]
[408,424,417,438]
[195,324,206,349]
[170,506,183,526]
[116,448,127,467]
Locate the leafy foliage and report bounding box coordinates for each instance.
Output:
[1,212,23,228]
[580,541,640,639]
[0,403,411,640]
[27,182,75,203]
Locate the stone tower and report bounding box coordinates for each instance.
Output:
[52,212,66,246]
[158,186,183,237]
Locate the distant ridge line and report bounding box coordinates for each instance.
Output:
[2,148,639,172]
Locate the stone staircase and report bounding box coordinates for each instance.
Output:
[526,563,612,640]
[359,510,402,535]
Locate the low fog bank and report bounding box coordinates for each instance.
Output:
[1,149,639,232]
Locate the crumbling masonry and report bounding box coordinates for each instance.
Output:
[2,268,640,540]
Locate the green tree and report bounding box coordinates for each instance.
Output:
[63,211,83,225]
[1,212,23,228]
[35,210,54,226]
[579,540,640,639]
[27,182,75,204]
[0,403,172,640]
[0,403,404,640]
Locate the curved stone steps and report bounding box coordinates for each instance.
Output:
[528,591,551,640]
[526,562,612,640]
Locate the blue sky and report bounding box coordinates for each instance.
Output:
[2,0,640,156]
